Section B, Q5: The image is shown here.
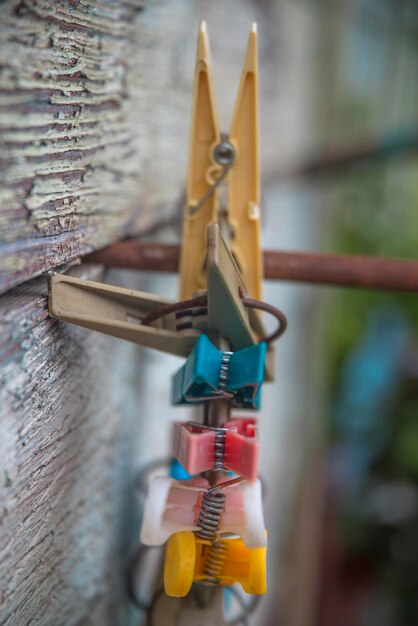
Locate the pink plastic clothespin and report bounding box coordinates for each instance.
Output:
[140,476,265,548]
[172,418,259,480]
[225,418,259,480]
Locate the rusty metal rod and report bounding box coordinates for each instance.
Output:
[85,242,418,293]
[262,250,418,292]
[86,241,181,274]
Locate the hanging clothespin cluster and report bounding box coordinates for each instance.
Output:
[47,21,287,618]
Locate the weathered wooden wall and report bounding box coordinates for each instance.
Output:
[0,267,147,625]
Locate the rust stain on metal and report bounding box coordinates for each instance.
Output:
[87,241,418,293]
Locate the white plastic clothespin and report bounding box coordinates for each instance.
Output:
[140,476,266,548]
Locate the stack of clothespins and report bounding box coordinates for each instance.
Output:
[48,21,287,621]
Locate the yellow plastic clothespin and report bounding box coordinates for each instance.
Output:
[164,532,267,598]
[179,21,262,302]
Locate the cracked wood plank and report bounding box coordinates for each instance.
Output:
[1,0,150,293]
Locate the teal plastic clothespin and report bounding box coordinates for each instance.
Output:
[171,334,266,410]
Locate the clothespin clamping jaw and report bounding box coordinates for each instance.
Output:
[47,273,199,357]
[140,475,266,548]
[171,334,267,409]
[164,532,267,598]
[179,21,262,303]
[172,417,259,479]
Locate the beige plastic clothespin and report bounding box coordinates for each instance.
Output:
[179,21,263,302]
[47,273,199,357]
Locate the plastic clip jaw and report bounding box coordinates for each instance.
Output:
[206,224,275,381]
[171,334,266,409]
[47,273,199,357]
[172,418,259,480]
[172,422,216,476]
[227,24,262,301]
[140,476,265,548]
[164,532,267,598]
[178,21,221,301]
[225,418,259,480]
[139,477,199,547]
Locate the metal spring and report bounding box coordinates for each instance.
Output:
[213,428,226,470]
[218,351,233,392]
[186,421,227,470]
[196,490,226,541]
[195,478,245,586]
[203,540,229,585]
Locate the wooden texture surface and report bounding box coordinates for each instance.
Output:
[0,267,148,625]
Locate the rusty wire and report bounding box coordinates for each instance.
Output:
[140,293,287,344]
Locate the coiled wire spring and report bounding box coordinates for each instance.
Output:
[196,489,226,541]
[203,541,229,586]
[196,488,228,585]
[187,421,227,471]
[214,428,226,470]
[196,477,244,585]
[218,350,233,393]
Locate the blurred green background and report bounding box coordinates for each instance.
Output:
[310,1,418,623]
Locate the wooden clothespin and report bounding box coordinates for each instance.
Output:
[176,22,276,378]
[179,22,262,302]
